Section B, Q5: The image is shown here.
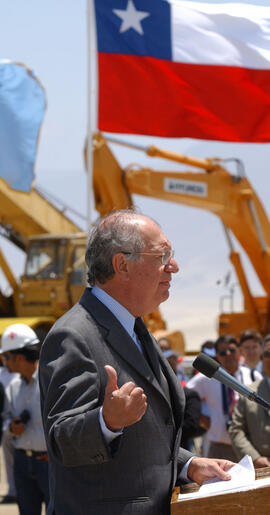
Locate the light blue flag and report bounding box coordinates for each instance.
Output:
[0,60,46,192]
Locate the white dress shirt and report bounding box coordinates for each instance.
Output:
[0,366,19,389]
[186,366,262,444]
[3,368,46,451]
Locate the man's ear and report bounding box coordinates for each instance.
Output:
[112,253,130,280]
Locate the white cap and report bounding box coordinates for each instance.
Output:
[1,324,39,353]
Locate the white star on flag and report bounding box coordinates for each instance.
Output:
[113,0,150,35]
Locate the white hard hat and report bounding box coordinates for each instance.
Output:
[1,324,39,353]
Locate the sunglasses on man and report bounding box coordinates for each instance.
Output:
[217,346,237,356]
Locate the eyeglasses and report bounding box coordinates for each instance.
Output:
[122,249,175,266]
[217,346,237,356]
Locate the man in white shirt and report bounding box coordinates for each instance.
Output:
[239,329,263,376]
[2,324,49,515]
[186,334,262,461]
[0,342,19,504]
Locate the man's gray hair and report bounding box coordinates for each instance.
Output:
[86,209,156,286]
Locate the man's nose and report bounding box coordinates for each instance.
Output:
[165,258,179,273]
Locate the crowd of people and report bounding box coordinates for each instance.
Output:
[0,328,269,513]
[159,329,270,466]
[0,209,269,514]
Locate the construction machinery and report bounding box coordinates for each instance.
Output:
[0,174,180,347]
[92,133,270,340]
[1,132,270,348]
[0,177,85,340]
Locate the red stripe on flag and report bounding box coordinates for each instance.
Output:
[97,53,270,142]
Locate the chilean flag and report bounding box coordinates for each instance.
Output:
[94,0,270,142]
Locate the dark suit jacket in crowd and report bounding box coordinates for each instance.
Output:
[39,288,193,515]
[229,378,270,462]
[0,381,5,444]
[181,387,205,450]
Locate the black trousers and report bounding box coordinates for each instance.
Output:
[14,449,49,515]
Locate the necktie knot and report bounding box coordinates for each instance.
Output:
[134,318,156,372]
[134,319,171,403]
[134,318,147,351]
[134,317,144,337]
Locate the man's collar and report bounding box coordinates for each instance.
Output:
[91,285,135,338]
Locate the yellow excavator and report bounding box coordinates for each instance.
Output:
[0,177,84,340]
[92,133,270,340]
[1,133,270,350]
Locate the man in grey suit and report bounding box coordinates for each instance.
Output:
[229,337,270,467]
[39,209,233,515]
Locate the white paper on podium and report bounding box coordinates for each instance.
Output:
[178,455,256,501]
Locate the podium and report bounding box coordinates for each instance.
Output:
[171,467,270,515]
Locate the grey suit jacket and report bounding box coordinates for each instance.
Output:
[39,288,193,515]
[229,378,270,462]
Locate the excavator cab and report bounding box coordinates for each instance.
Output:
[25,238,67,280]
[5,233,87,341]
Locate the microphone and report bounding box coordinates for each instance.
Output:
[193,352,270,411]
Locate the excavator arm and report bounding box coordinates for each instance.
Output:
[93,133,270,337]
[0,178,80,246]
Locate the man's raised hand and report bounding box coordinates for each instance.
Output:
[102,365,147,431]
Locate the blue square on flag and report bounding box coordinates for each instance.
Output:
[95,0,172,60]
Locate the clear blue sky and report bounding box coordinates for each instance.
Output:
[1,0,270,350]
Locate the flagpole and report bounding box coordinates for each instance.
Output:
[86,0,98,228]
